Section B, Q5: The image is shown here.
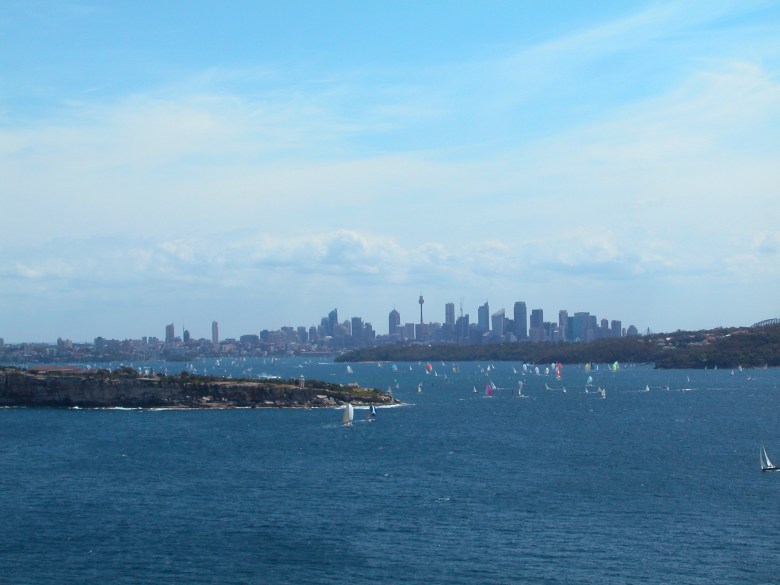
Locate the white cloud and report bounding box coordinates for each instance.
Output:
[2,2,780,339]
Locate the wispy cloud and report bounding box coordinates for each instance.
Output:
[2,1,780,339]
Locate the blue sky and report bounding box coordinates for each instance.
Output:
[1,1,779,342]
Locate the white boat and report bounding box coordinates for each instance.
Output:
[368,405,376,422]
[417,382,423,393]
[342,403,353,426]
[760,445,779,471]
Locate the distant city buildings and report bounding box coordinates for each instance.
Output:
[0,294,641,362]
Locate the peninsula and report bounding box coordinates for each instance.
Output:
[0,366,398,409]
[336,324,780,369]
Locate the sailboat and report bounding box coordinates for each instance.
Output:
[342,403,353,426]
[346,365,354,374]
[417,382,423,394]
[760,445,780,471]
[368,405,377,422]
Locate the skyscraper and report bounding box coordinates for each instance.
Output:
[165,323,175,344]
[558,310,568,342]
[445,302,455,326]
[211,321,219,344]
[529,309,543,341]
[327,309,338,337]
[478,301,490,332]
[388,309,401,335]
[513,301,527,339]
[572,312,590,342]
[351,316,363,340]
[491,308,505,337]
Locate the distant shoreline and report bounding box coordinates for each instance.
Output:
[336,324,780,369]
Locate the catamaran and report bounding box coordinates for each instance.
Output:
[760,445,779,471]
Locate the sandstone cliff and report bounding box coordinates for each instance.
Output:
[0,366,397,409]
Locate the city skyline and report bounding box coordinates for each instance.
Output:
[2,2,779,343]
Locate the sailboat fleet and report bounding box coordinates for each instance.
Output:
[333,359,686,426]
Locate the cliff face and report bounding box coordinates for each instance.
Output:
[0,368,397,409]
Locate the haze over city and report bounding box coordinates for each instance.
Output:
[2,1,779,343]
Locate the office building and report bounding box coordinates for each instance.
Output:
[327,309,338,337]
[388,309,401,335]
[514,301,527,339]
[445,302,455,326]
[558,310,568,342]
[478,302,490,332]
[351,317,363,340]
[491,309,505,338]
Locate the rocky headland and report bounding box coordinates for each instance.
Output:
[0,366,398,409]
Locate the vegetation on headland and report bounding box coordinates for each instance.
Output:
[336,325,780,369]
[0,366,397,409]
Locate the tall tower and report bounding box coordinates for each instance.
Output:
[211,320,219,344]
[418,294,424,325]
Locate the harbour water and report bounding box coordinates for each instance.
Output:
[1,359,779,584]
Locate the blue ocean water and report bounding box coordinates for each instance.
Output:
[1,359,779,584]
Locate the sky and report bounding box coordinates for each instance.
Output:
[1,1,779,343]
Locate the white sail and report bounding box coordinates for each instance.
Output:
[342,403,353,426]
[761,445,774,470]
[346,365,353,374]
